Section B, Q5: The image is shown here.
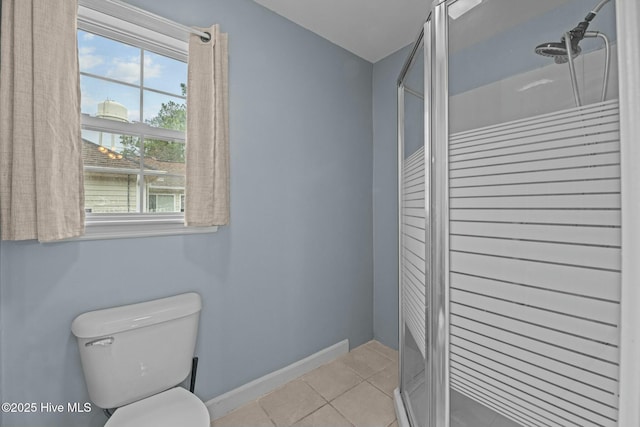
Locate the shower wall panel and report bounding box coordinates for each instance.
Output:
[448,99,621,427]
[450,47,619,134]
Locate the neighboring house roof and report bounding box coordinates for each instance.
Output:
[82,139,185,176]
[82,139,140,170]
[143,156,186,175]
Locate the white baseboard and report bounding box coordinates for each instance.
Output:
[394,388,411,427]
[206,339,349,421]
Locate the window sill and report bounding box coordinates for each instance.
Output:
[71,213,217,241]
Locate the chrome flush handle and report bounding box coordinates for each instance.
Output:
[85,337,114,347]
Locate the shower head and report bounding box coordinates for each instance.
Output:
[533,0,612,108]
[534,22,586,63]
[534,0,611,63]
[534,41,568,57]
[535,41,581,64]
[535,21,586,63]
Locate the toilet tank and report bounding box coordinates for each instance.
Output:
[71,293,201,409]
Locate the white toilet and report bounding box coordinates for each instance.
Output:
[71,292,210,427]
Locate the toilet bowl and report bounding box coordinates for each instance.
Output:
[71,293,209,427]
[104,387,209,427]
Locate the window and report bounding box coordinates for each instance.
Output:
[76,0,216,239]
[79,29,186,215]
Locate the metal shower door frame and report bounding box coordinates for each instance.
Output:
[430,3,450,427]
[616,0,640,425]
[396,2,451,426]
[397,8,447,427]
[396,31,424,427]
[396,13,432,427]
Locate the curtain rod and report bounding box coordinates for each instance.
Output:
[78,0,211,42]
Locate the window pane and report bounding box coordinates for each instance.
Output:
[144,90,186,131]
[82,130,141,163]
[84,172,139,213]
[144,176,184,213]
[78,30,141,84]
[83,130,141,213]
[143,138,185,163]
[147,194,176,213]
[81,75,141,122]
[143,51,187,96]
[142,139,185,213]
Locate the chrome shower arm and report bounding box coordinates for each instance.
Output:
[585,31,611,102]
[564,31,582,107]
[581,0,612,26]
[591,0,612,15]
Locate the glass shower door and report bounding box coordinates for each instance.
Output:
[441,1,621,426]
[398,20,429,427]
[397,1,631,426]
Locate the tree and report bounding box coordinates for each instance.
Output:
[120,83,186,162]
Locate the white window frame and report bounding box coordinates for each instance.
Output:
[76,0,216,240]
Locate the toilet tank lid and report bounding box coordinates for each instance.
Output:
[71,292,202,339]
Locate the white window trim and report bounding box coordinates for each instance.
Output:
[77,214,216,241]
[78,0,189,62]
[81,115,185,142]
[77,0,217,240]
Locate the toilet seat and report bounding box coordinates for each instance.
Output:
[104,387,209,427]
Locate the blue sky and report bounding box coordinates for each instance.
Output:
[78,30,186,127]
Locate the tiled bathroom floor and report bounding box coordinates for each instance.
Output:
[212,340,399,427]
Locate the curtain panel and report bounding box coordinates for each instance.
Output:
[0,0,85,242]
[185,25,230,226]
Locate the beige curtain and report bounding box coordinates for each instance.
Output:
[185,25,230,226]
[0,0,84,242]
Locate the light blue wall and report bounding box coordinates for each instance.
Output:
[371,46,412,350]
[0,0,373,425]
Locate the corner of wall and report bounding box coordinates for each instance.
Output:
[371,45,413,351]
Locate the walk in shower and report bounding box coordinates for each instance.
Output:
[396,1,640,426]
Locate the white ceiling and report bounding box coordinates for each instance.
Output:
[252,0,574,64]
[252,0,432,63]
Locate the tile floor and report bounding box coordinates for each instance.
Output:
[212,340,399,427]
